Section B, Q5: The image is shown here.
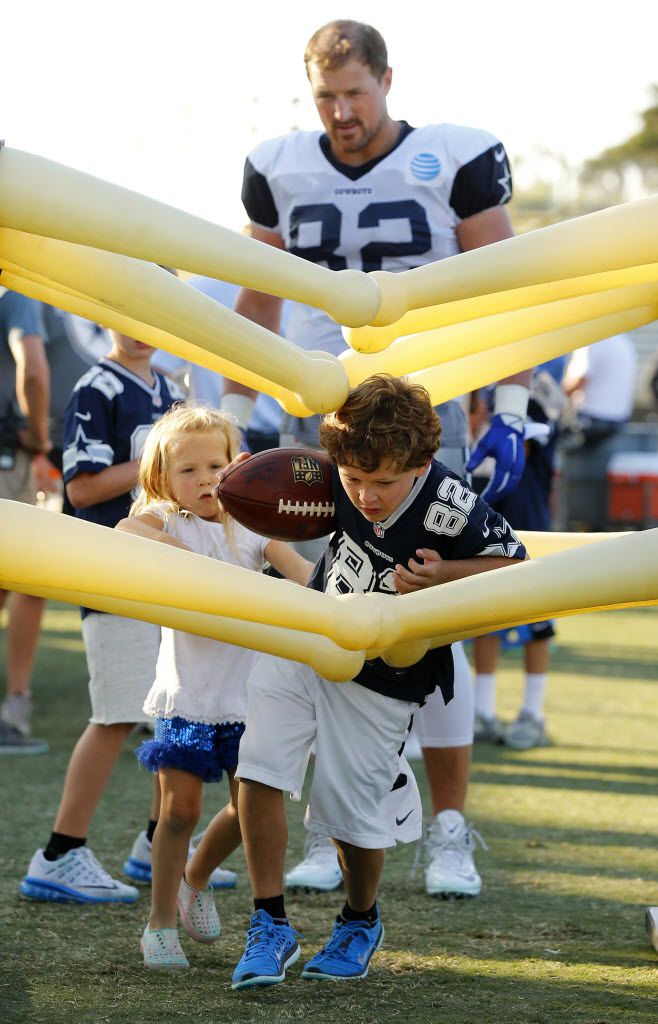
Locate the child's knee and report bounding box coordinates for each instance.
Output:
[162,791,201,832]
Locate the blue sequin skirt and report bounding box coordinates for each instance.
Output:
[136,717,245,783]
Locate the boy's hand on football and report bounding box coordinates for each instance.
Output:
[394,549,447,593]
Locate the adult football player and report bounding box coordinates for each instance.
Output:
[224,19,531,898]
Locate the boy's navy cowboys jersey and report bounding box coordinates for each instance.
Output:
[242,121,512,357]
[309,460,526,704]
[63,358,183,530]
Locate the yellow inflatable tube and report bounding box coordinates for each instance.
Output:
[3,580,364,683]
[0,144,381,329]
[0,228,344,415]
[341,283,658,384]
[2,269,312,418]
[410,305,657,407]
[0,502,382,652]
[367,193,658,327]
[345,262,658,353]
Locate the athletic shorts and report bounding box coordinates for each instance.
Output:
[0,450,37,504]
[136,717,245,783]
[413,641,474,748]
[236,654,419,849]
[82,613,160,725]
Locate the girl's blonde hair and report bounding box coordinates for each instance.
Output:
[131,403,242,519]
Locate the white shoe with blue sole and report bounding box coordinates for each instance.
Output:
[123,830,238,888]
[20,847,139,903]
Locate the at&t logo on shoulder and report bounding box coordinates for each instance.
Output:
[410,153,441,181]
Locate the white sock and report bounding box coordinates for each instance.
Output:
[474,674,496,719]
[522,673,548,719]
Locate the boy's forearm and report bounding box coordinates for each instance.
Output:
[441,554,527,584]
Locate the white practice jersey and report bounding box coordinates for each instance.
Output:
[243,121,512,357]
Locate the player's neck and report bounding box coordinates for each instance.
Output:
[331,115,401,167]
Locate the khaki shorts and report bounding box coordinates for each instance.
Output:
[82,613,160,725]
[0,450,37,504]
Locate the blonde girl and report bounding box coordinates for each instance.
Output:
[116,403,312,970]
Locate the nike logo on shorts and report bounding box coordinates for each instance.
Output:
[395,809,413,826]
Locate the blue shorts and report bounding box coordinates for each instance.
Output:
[135,717,245,783]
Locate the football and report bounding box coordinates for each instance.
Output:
[217,448,337,541]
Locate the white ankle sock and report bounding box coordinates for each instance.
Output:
[521,673,548,719]
[474,674,496,719]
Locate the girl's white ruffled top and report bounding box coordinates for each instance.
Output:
[143,507,268,725]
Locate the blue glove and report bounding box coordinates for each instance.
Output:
[466,413,525,502]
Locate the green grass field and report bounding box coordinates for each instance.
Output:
[1,603,657,1023]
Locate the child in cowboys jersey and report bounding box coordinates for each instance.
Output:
[231,373,527,990]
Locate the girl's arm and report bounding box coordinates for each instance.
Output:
[115,512,191,551]
[264,539,314,586]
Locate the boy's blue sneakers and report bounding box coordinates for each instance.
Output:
[232,909,301,990]
[301,912,384,980]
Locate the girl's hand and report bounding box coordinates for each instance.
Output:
[213,450,250,496]
[393,549,447,594]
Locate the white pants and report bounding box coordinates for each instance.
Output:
[237,654,419,848]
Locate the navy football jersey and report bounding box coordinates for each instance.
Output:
[309,460,526,703]
[63,358,183,530]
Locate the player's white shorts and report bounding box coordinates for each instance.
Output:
[82,613,160,726]
[237,654,419,849]
[413,641,474,748]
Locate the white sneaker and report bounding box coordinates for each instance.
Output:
[141,926,189,970]
[1,692,33,737]
[646,907,658,953]
[177,875,221,943]
[503,711,551,750]
[422,810,486,899]
[123,829,238,889]
[20,847,140,903]
[285,834,342,892]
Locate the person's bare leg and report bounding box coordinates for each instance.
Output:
[53,722,135,837]
[149,772,161,822]
[149,767,202,929]
[186,770,241,890]
[238,779,287,897]
[422,745,471,816]
[5,592,45,695]
[524,637,550,674]
[473,633,501,675]
[333,840,384,911]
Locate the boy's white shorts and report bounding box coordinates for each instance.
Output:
[82,613,160,725]
[237,655,420,849]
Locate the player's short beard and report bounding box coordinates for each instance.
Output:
[332,108,388,155]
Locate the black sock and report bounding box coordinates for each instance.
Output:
[254,895,287,923]
[43,832,86,862]
[146,819,158,844]
[340,900,378,925]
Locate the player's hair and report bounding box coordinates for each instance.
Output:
[131,403,242,523]
[304,20,388,79]
[319,374,442,473]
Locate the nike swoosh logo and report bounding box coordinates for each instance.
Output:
[494,147,506,162]
[75,411,92,421]
[396,809,413,826]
